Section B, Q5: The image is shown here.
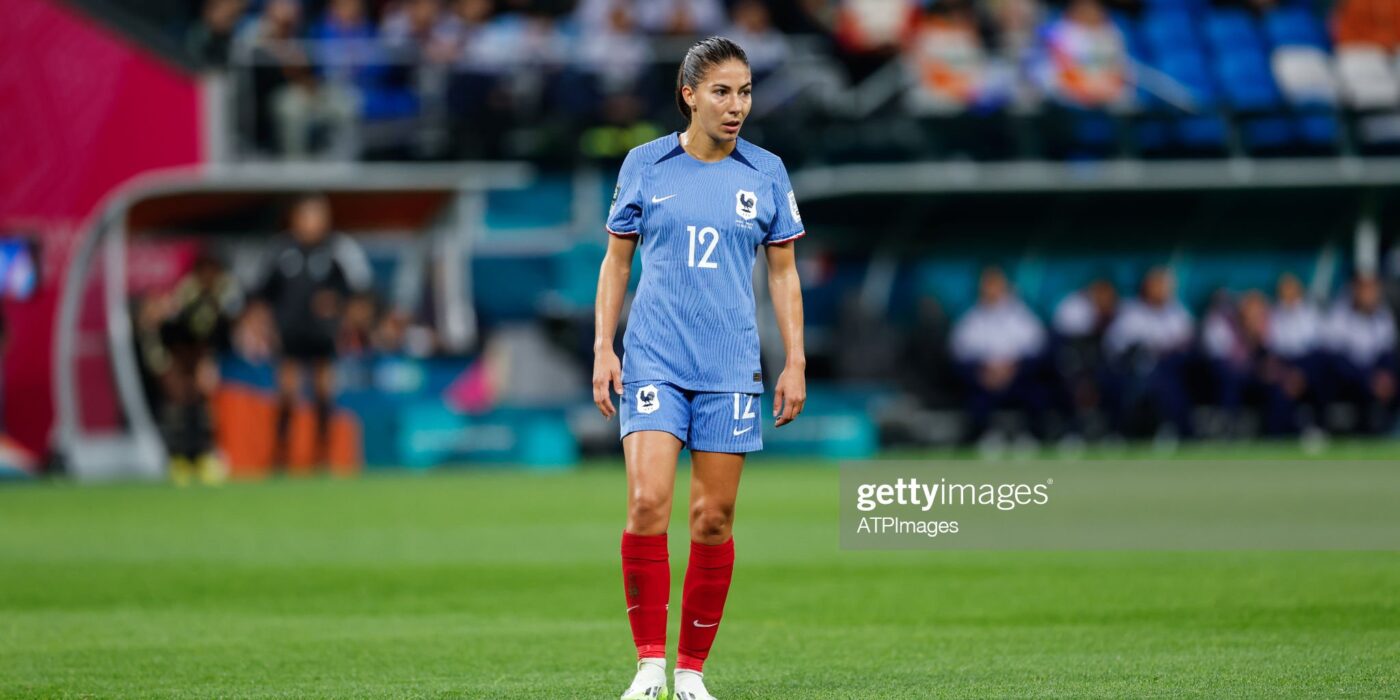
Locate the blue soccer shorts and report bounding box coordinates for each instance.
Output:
[619,381,763,453]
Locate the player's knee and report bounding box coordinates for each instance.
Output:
[627,492,671,534]
[689,502,734,543]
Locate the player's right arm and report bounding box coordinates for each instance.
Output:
[594,149,645,419]
[593,234,636,419]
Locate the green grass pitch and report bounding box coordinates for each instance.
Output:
[2,451,1398,698]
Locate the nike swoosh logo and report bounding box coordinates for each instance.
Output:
[651,194,677,203]
[692,620,719,628]
[733,426,753,436]
[626,605,640,612]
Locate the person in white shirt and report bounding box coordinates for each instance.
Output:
[1269,274,1322,360]
[1323,274,1397,433]
[1268,273,1327,432]
[950,267,1050,441]
[1102,267,1194,437]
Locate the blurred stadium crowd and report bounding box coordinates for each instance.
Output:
[109,0,1400,161]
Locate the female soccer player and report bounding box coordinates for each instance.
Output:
[592,37,807,700]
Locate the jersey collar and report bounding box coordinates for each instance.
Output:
[654,132,758,171]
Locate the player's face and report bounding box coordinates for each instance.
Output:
[290,199,331,245]
[688,60,752,143]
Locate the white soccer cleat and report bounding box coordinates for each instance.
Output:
[620,658,669,700]
[673,669,716,700]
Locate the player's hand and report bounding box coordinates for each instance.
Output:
[593,350,624,419]
[773,366,806,427]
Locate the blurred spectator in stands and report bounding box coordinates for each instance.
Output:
[311,0,379,78]
[1324,273,1397,433]
[1104,267,1194,438]
[235,0,323,154]
[950,267,1050,443]
[252,0,363,159]
[901,0,1013,114]
[440,0,495,63]
[1035,0,1131,109]
[310,0,420,140]
[635,0,726,36]
[1333,0,1400,51]
[573,1,660,158]
[986,0,1042,59]
[382,0,450,58]
[444,0,511,157]
[187,0,247,68]
[577,2,650,98]
[835,0,921,82]
[1052,278,1117,432]
[727,0,790,80]
[379,0,454,154]
[1267,273,1325,432]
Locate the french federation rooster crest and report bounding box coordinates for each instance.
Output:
[735,189,757,220]
[636,385,660,414]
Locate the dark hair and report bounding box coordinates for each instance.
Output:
[675,36,749,122]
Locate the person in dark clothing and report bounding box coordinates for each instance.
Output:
[187,0,247,68]
[159,253,243,484]
[252,193,372,471]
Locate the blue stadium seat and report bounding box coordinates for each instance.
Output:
[1296,113,1340,149]
[1072,111,1119,153]
[1241,115,1297,150]
[1142,9,1199,55]
[1159,50,1219,107]
[1176,115,1230,150]
[1141,0,1209,16]
[1264,7,1329,49]
[1134,117,1173,153]
[1216,48,1283,111]
[1155,49,1230,151]
[1204,9,1264,54]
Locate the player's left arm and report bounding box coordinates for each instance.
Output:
[765,241,805,427]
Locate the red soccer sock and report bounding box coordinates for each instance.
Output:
[621,531,670,660]
[677,537,735,672]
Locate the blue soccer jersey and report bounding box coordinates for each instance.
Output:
[606,133,804,394]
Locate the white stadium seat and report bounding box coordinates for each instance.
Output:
[1336,46,1400,109]
[1273,46,1339,107]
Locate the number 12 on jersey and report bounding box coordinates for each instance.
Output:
[687,225,719,269]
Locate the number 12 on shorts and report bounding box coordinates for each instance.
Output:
[733,394,756,420]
